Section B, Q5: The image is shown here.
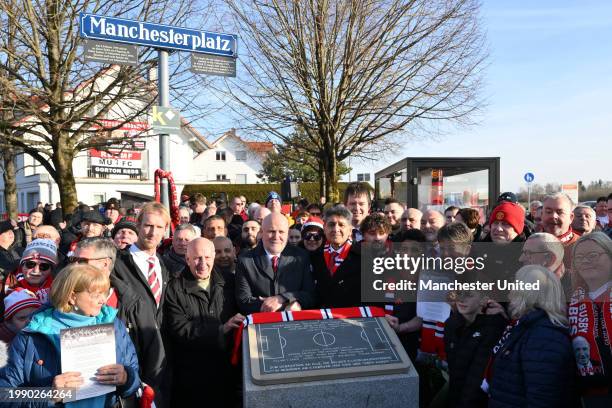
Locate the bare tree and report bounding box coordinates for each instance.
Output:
[0,0,215,213]
[221,0,487,201]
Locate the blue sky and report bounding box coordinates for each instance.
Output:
[344,0,612,192]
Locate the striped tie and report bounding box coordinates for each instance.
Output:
[147,256,162,306]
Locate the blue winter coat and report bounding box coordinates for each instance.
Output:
[488,308,575,408]
[0,305,140,408]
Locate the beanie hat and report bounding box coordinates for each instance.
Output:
[21,239,58,265]
[489,202,525,235]
[105,197,120,211]
[265,191,281,206]
[302,216,324,232]
[111,219,139,239]
[4,288,42,320]
[497,192,518,204]
[0,220,13,235]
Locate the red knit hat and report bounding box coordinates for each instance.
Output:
[489,202,525,235]
[302,216,324,231]
[4,288,42,320]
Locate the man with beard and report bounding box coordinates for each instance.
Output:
[213,236,237,285]
[239,220,261,256]
[541,193,579,268]
[420,210,446,244]
[161,223,198,278]
[112,202,171,407]
[343,182,371,242]
[384,199,405,240]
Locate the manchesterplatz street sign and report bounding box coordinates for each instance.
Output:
[79,13,237,57]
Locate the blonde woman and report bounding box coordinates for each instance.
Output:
[486,265,575,408]
[0,264,140,406]
[568,232,612,401]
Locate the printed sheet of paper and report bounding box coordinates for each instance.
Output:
[416,269,452,322]
[60,323,116,401]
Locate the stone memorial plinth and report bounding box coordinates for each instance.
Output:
[243,317,419,408]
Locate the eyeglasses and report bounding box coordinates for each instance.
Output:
[521,250,550,258]
[23,261,52,271]
[574,252,605,264]
[69,256,110,264]
[303,233,323,241]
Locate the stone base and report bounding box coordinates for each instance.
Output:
[243,332,419,408]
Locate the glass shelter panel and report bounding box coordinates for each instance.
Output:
[417,167,489,221]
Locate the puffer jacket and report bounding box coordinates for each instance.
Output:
[0,305,140,407]
[444,311,507,408]
[488,308,575,408]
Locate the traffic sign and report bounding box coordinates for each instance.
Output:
[150,106,180,132]
[524,172,535,183]
[79,13,238,57]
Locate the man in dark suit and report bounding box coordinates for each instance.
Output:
[311,205,363,308]
[112,202,170,407]
[236,212,316,314]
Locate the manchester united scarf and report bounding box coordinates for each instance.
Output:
[230,306,386,365]
[323,239,352,276]
[568,286,612,378]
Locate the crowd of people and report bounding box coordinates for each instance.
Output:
[0,185,609,407]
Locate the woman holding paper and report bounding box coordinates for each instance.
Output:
[0,263,141,407]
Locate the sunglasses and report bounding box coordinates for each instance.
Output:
[23,261,52,271]
[303,233,323,241]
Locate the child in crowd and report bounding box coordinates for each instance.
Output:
[444,288,507,408]
[0,289,42,343]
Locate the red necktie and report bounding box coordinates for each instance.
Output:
[272,256,279,275]
[147,256,162,306]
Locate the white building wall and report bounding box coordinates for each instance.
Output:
[193,136,265,183]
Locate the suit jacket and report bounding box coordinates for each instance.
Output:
[112,248,170,405]
[235,243,316,314]
[311,241,363,308]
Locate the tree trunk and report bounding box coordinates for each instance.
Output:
[1,147,18,220]
[324,154,339,204]
[318,160,326,201]
[53,138,78,214]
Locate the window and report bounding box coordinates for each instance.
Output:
[216,151,226,161]
[93,193,106,205]
[216,174,227,181]
[357,173,371,182]
[235,150,247,161]
[235,174,247,184]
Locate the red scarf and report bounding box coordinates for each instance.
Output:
[6,267,53,304]
[323,239,352,276]
[230,306,386,365]
[568,286,612,378]
[557,228,575,244]
[482,319,518,393]
[68,236,83,256]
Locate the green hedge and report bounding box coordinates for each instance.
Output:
[181,182,373,204]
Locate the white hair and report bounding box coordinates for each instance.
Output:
[527,233,564,271]
[509,265,567,327]
[543,192,575,210]
[573,205,596,218]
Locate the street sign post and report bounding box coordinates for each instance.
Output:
[524,172,535,205]
[79,13,238,209]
